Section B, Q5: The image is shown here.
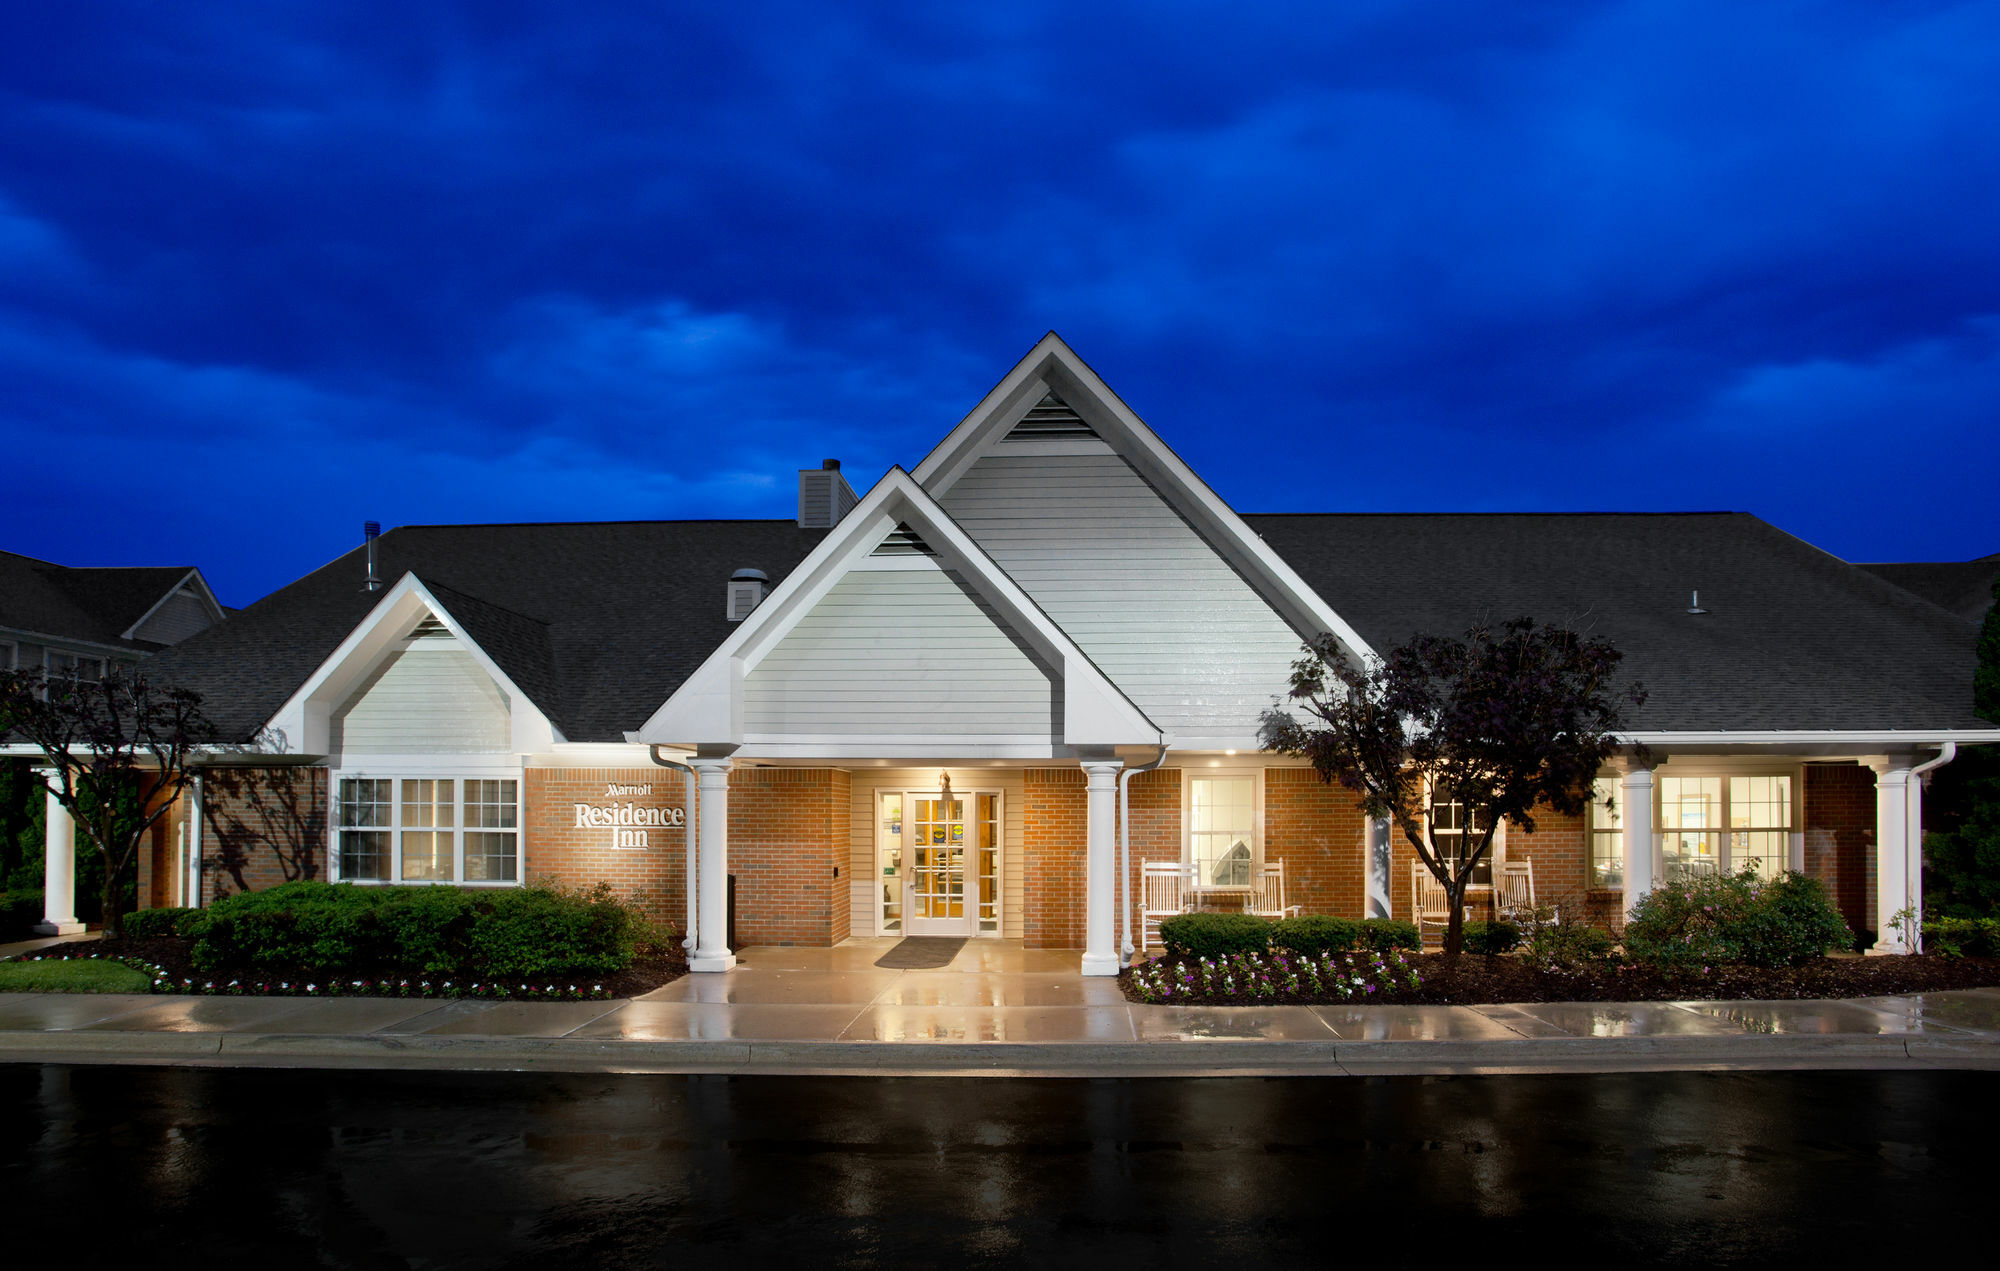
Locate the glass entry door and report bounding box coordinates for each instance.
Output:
[877,788,1001,938]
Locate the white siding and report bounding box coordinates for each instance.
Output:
[848,768,1024,939]
[331,647,512,753]
[131,589,215,645]
[744,568,1057,738]
[941,448,1307,738]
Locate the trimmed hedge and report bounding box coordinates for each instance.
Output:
[1359,917,1420,951]
[184,879,654,980]
[1157,912,1271,959]
[1625,869,1851,968]
[1924,916,2000,958]
[1463,920,1521,955]
[1271,915,1362,955]
[119,907,198,939]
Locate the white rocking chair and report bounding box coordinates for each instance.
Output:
[1248,859,1302,920]
[1497,860,1552,925]
[1412,861,1461,947]
[1140,860,1193,954]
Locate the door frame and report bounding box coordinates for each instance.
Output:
[874,786,1004,938]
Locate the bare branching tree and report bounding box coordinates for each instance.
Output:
[0,666,214,938]
[1261,618,1645,956]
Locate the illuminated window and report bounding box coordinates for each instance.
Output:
[336,776,518,885]
[1187,774,1258,888]
[1658,774,1793,879]
[1588,777,1624,888]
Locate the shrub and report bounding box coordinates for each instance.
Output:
[186,879,651,979]
[1158,911,1272,959]
[1625,869,1851,969]
[1359,917,1420,951]
[1,888,42,940]
[1924,915,2000,958]
[118,907,197,939]
[1522,907,1614,970]
[1463,920,1521,955]
[1270,915,1362,955]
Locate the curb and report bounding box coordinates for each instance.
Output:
[4,1027,1996,1076]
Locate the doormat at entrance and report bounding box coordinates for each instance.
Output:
[874,938,967,969]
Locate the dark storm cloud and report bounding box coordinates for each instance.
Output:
[1,1,1994,604]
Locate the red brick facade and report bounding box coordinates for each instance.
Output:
[1023,767,1086,949]
[1264,768,1367,918]
[524,767,693,927]
[727,767,851,946]
[1803,762,1876,937]
[198,766,329,903]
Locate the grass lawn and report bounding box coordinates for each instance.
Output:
[0,958,153,993]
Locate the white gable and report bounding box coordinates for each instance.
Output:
[913,335,1374,746]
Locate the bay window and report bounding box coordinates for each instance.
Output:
[337,775,519,885]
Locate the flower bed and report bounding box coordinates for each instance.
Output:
[1127,948,1423,1005]
[1122,949,2000,1006]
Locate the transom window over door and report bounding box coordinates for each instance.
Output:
[1187,774,1258,889]
[337,776,519,885]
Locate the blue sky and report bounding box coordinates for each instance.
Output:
[2,2,1996,607]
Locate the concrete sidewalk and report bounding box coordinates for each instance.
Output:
[5,937,2000,1076]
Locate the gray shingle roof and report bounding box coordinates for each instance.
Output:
[0,550,195,650]
[1242,512,1987,733]
[145,521,828,743]
[1855,554,1999,625]
[146,511,1988,745]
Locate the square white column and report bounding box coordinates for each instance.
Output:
[1619,763,1656,919]
[1081,762,1121,976]
[37,776,85,936]
[689,757,735,973]
[1869,760,1914,954]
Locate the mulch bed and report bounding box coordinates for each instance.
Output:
[1122,951,2000,1007]
[80,934,689,1001]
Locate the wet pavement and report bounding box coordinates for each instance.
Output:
[2,1065,1993,1267]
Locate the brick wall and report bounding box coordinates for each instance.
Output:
[728,767,851,946]
[1023,767,1086,949]
[1264,768,1367,918]
[1804,762,1875,937]
[198,766,329,903]
[524,767,692,928]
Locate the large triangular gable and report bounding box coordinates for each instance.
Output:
[261,572,561,756]
[912,333,1374,668]
[637,468,1160,757]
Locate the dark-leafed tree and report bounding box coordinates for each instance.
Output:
[1260,619,1645,956]
[0,666,213,938]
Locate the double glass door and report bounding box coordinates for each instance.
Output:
[877,789,1000,937]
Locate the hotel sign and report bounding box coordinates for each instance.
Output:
[574,782,685,850]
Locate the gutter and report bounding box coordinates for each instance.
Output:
[1906,743,1957,954]
[647,746,698,954]
[1119,740,1170,968]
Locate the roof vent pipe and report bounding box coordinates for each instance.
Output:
[1686,590,1707,615]
[363,521,382,592]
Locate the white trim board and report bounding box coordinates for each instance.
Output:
[637,466,1161,751]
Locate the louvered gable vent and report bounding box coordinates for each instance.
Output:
[1003,390,1097,440]
[407,614,451,640]
[870,522,936,557]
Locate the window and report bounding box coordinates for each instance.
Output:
[45,650,106,682]
[336,775,518,884]
[1187,774,1258,888]
[1589,776,1624,889]
[1658,773,1793,879]
[1426,795,1502,884]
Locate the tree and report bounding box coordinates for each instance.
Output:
[1923,570,2000,917]
[1260,618,1645,956]
[0,666,213,938]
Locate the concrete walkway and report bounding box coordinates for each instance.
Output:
[5,936,2000,1076]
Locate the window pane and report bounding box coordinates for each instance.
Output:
[465,832,517,881]
[465,779,517,828]
[399,779,454,881]
[1189,777,1255,887]
[1729,775,1791,829]
[337,778,392,880]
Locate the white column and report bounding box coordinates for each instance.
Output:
[37,775,85,936]
[1620,763,1656,919]
[1366,816,1392,919]
[1081,761,1121,976]
[185,772,205,909]
[1870,759,1914,954]
[689,757,735,972]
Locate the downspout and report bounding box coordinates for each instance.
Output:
[648,746,698,953]
[1905,742,1956,953]
[1119,740,1170,968]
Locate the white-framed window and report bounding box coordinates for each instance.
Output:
[1589,777,1623,889]
[1424,793,1505,884]
[1657,772,1796,879]
[45,649,106,682]
[1185,771,1261,889]
[335,774,520,885]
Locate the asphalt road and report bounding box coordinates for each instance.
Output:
[2,1065,1992,1267]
